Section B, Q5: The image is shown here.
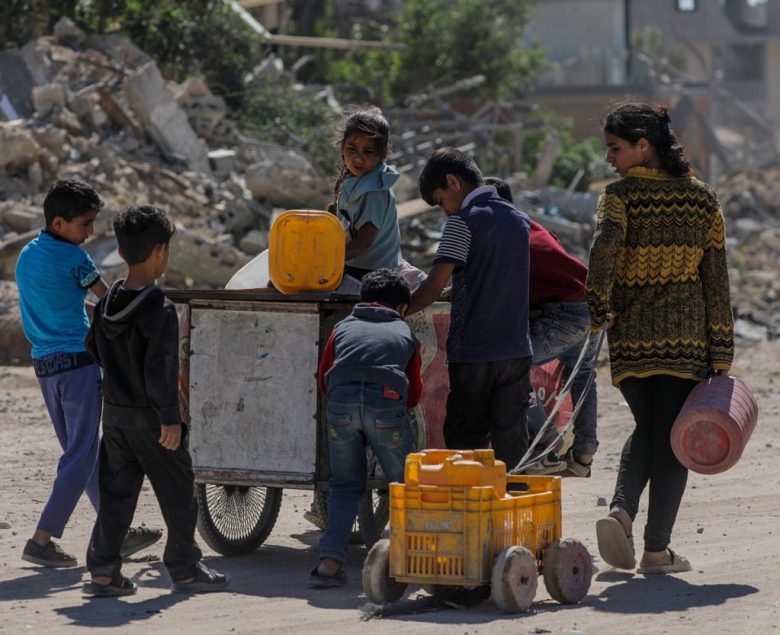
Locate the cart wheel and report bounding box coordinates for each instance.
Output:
[362,538,407,604]
[313,488,389,547]
[196,483,282,556]
[543,538,593,604]
[490,546,538,613]
[357,488,389,548]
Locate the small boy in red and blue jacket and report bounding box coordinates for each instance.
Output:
[311,268,422,587]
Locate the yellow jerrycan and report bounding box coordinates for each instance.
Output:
[268,210,345,294]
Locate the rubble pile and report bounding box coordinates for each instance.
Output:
[0,19,333,289]
[718,168,780,342]
[0,19,776,364]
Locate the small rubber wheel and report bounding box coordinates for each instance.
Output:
[543,538,593,604]
[362,538,407,604]
[490,545,538,613]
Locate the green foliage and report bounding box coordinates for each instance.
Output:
[287,0,541,104]
[391,0,543,100]
[238,80,338,171]
[83,1,264,99]
[2,1,264,101]
[1,0,80,48]
[522,124,612,191]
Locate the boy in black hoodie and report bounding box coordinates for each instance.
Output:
[83,205,229,596]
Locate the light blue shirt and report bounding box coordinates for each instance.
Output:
[16,231,100,358]
[337,162,402,271]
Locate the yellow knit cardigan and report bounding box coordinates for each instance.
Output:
[586,166,734,386]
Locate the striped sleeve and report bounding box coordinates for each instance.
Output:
[433,215,470,266]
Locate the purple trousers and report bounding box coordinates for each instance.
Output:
[36,359,102,537]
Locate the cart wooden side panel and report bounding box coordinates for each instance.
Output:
[188,300,321,486]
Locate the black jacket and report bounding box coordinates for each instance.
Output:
[86,279,181,428]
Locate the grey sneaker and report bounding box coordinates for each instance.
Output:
[120,526,163,559]
[22,539,77,568]
[524,451,567,475]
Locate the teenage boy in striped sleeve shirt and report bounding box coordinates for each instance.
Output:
[409,148,533,469]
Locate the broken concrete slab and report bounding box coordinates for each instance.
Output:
[239,229,267,254]
[168,226,251,287]
[123,62,211,173]
[20,38,56,86]
[0,122,44,170]
[208,149,238,174]
[0,50,35,119]
[0,280,30,364]
[32,83,66,118]
[53,17,86,48]
[83,33,151,71]
[0,203,44,233]
[244,144,330,209]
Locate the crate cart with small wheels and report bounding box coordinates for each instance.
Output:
[362,448,593,612]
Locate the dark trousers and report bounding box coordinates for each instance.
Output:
[444,356,532,470]
[87,424,202,582]
[614,375,698,552]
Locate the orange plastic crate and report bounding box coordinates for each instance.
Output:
[389,449,562,587]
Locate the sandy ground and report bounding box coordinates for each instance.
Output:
[0,340,778,635]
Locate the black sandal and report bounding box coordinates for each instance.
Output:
[309,565,348,588]
[172,562,230,593]
[83,574,137,597]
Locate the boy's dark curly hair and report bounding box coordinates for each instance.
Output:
[43,178,104,226]
[114,205,175,265]
[360,268,411,308]
[603,103,691,178]
[418,147,484,206]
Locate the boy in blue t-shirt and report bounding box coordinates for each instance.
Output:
[409,148,533,471]
[16,179,160,568]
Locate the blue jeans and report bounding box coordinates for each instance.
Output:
[530,301,598,457]
[319,383,415,563]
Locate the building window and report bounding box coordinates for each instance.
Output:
[677,0,697,10]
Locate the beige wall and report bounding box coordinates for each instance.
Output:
[532,88,651,139]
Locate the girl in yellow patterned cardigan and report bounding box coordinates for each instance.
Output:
[587,103,734,575]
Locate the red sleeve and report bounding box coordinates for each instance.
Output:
[405,342,423,408]
[317,330,337,394]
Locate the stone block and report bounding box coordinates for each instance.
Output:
[124,63,210,173]
[244,144,330,209]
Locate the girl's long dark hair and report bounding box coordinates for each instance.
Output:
[330,107,390,212]
[603,103,690,177]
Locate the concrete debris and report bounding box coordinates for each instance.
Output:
[0,202,44,233]
[244,144,331,209]
[123,62,211,173]
[0,26,776,365]
[53,17,87,48]
[0,29,316,297]
[0,121,45,170]
[0,50,35,120]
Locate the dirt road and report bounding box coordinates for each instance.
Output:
[1,339,778,634]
